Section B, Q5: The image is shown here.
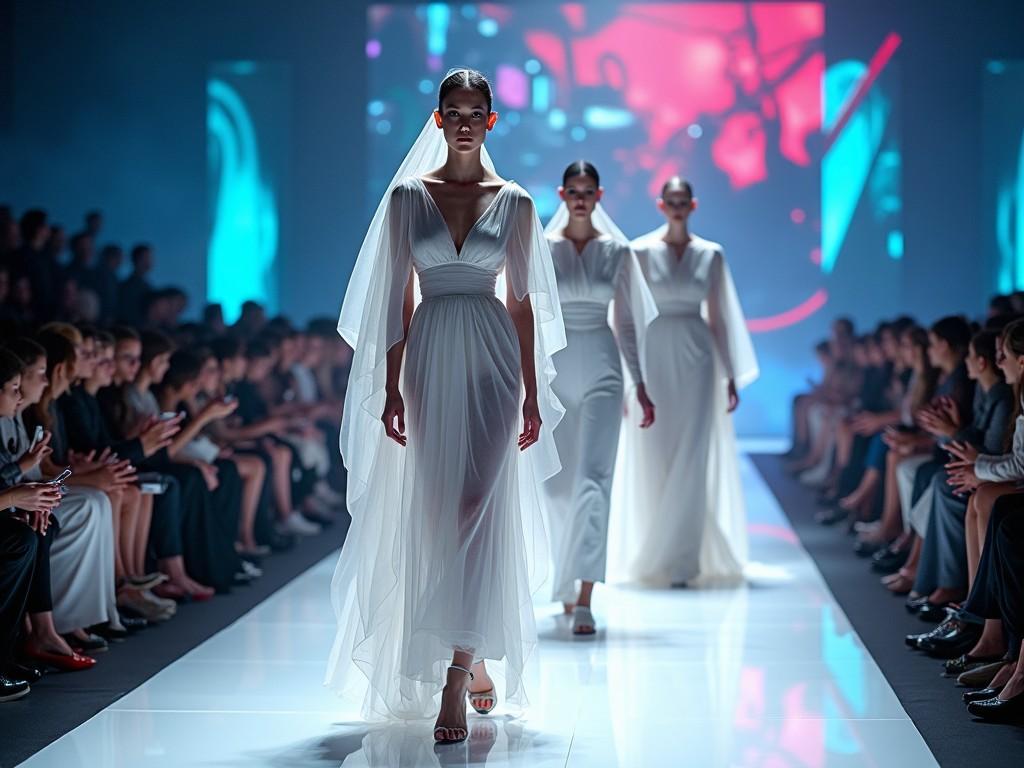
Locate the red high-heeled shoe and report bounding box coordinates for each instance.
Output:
[22,646,97,672]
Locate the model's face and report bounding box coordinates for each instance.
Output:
[560,174,602,222]
[658,188,695,224]
[0,375,22,418]
[90,344,115,388]
[437,88,494,154]
[115,340,142,383]
[998,338,1022,385]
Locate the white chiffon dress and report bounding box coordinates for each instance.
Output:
[326,172,565,721]
[610,230,758,587]
[542,231,656,603]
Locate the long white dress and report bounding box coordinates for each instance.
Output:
[610,230,758,587]
[542,232,656,603]
[326,172,565,721]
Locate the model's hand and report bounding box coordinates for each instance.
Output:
[636,383,655,429]
[382,388,407,446]
[519,395,542,451]
[726,379,739,413]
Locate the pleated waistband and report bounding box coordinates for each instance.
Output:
[561,302,610,331]
[419,263,497,299]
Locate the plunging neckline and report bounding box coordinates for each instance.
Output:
[417,176,511,257]
[664,238,692,265]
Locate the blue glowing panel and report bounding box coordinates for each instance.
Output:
[983,61,1024,294]
[206,63,288,323]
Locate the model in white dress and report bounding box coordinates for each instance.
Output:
[611,177,758,587]
[326,71,565,744]
[541,161,657,634]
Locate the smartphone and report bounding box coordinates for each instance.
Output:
[159,411,179,421]
[29,425,44,451]
[223,394,236,404]
[49,468,72,485]
[136,471,168,495]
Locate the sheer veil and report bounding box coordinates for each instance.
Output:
[328,107,566,719]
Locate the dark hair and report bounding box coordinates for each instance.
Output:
[100,244,123,263]
[930,315,972,356]
[814,339,831,356]
[4,337,46,369]
[130,243,151,265]
[832,316,855,339]
[111,325,140,343]
[210,336,243,362]
[0,348,24,387]
[245,339,272,361]
[660,176,694,198]
[34,330,77,378]
[140,329,174,367]
[19,209,48,243]
[990,294,1014,316]
[438,68,493,113]
[93,330,114,348]
[161,349,202,393]
[562,160,600,188]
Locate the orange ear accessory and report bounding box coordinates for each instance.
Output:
[433,111,443,128]
[487,113,498,130]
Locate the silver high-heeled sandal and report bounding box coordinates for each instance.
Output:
[467,666,496,715]
[434,664,472,744]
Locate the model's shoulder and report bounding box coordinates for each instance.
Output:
[691,234,724,256]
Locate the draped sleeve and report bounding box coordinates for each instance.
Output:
[707,249,759,390]
[337,179,414,516]
[612,242,658,384]
[503,184,567,484]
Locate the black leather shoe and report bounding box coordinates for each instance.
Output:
[0,675,30,702]
[917,601,953,623]
[905,595,930,615]
[266,531,296,552]
[854,539,885,558]
[871,547,909,574]
[919,623,983,659]
[90,623,128,642]
[964,685,1005,703]
[906,617,960,649]
[814,507,847,526]
[118,615,148,633]
[967,692,1024,723]
[944,653,1005,677]
[4,663,42,684]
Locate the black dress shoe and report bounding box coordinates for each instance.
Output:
[919,623,983,659]
[90,623,128,642]
[871,547,909,574]
[266,531,296,552]
[905,595,930,615]
[906,617,961,649]
[944,653,1005,677]
[0,675,30,702]
[967,692,1024,723]
[815,507,848,526]
[4,663,42,684]
[853,539,886,558]
[964,685,1005,703]
[917,601,952,623]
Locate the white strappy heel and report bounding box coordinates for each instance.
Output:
[571,605,597,636]
[434,664,472,744]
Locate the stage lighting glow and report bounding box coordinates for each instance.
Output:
[583,106,634,130]
[548,108,567,130]
[206,71,281,322]
[478,18,498,37]
[367,100,385,116]
[524,58,542,75]
[570,126,587,142]
[427,4,450,55]
[496,65,529,108]
[418,78,433,94]
[375,119,392,135]
[687,123,703,139]
[365,39,382,58]
[531,74,551,111]
[887,230,904,259]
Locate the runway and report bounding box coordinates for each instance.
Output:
[16,455,938,767]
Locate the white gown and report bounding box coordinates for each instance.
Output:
[543,232,655,603]
[326,173,565,721]
[610,231,758,587]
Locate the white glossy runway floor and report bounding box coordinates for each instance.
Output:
[17,456,938,767]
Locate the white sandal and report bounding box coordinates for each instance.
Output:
[434,665,472,744]
[571,605,597,636]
